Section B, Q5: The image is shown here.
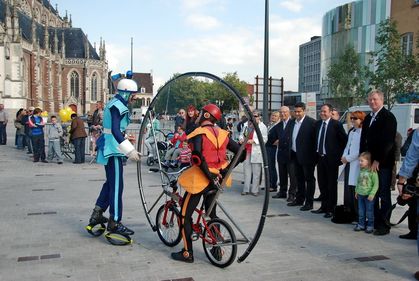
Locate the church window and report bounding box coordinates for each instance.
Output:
[70,71,79,99]
[91,73,98,101]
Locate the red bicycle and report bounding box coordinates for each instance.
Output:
[151,168,237,268]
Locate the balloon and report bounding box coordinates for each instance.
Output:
[59,108,71,122]
[40,111,48,117]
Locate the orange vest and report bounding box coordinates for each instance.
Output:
[178,126,231,194]
[187,126,229,172]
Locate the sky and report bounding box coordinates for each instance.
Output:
[52,0,351,93]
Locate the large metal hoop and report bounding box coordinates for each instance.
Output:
[136,72,270,263]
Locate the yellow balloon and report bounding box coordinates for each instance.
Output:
[59,108,71,122]
[41,111,48,117]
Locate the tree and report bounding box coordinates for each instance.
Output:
[327,45,368,110]
[153,72,249,114]
[368,19,419,109]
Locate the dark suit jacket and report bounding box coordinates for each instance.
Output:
[294,115,317,165]
[315,119,347,165]
[270,119,294,163]
[360,107,397,168]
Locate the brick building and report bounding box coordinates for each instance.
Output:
[0,0,108,115]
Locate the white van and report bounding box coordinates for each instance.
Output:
[342,103,419,142]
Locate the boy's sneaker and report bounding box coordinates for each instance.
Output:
[171,249,194,263]
[107,219,134,236]
[365,228,374,234]
[354,225,365,232]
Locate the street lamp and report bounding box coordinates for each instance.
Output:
[262,0,269,124]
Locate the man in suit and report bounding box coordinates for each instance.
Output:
[360,90,397,236]
[266,111,281,192]
[311,104,347,218]
[271,106,297,202]
[287,102,317,211]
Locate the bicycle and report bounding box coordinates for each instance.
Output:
[150,167,237,268]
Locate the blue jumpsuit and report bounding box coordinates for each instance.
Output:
[95,95,130,222]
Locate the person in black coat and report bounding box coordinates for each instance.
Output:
[360,90,397,236]
[271,106,297,201]
[311,104,347,217]
[287,102,317,210]
[265,111,281,192]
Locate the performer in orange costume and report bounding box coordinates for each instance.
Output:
[171,104,245,263]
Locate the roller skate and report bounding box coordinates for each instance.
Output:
[104,218,134,245]
[85,206,108,237]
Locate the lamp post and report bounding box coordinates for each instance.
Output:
[262,0,269,124]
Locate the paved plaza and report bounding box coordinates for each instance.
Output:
[0,127,418,281]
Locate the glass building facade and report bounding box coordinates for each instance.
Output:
[299,36,321,93]
[320,0,391,98]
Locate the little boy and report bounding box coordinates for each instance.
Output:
[46,115,64,164]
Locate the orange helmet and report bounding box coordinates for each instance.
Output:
[202,104,222,121]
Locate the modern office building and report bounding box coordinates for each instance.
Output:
[298,36,321,93]
[320,0,391,99]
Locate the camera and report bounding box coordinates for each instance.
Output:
[402,183,419,197]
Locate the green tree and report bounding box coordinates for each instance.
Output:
[327,45,367,110]
[154,72,248,114]
[368,19,419,108]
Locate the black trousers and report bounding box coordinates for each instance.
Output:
[266,145,278,190]
[278,161,297,197]
[343,165,357,216]
[317,156,339,213]
[292,151,316,206]
[180,185,216,252]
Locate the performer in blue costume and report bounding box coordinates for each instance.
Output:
[86,72,141,242]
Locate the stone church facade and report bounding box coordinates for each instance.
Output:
[0,0,108,115]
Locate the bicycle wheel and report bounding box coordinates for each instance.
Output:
[156,203,182,247]
[202,218,237,268]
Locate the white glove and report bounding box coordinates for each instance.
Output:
[118,139,141,162]
[127,150,141,162]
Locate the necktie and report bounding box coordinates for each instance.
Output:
[369,112,375,127]
[318,121,326,155]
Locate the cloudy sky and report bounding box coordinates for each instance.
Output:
[53,0,350,92]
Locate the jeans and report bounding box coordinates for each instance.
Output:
[32,134,46,161]
[72,137,86,163]
[0,122,6,144]
[417,198,419,255]
[16,134,24,149]
[357,195,375,229]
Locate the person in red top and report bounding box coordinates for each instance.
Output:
[171,104,245,263]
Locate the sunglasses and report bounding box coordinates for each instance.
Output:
[350,117,359,120]
[253,115,260,117]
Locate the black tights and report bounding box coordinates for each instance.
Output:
[180,185,216,252]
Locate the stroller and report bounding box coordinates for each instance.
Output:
[146,130,174,166]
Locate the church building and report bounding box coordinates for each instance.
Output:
[0,0,108,115]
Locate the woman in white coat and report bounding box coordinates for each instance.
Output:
[341,111,366,216]
[240,111,268,196]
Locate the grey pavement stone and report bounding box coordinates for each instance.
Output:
[0,126,418,281]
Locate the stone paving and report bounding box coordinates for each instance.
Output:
[0,125,418,281]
